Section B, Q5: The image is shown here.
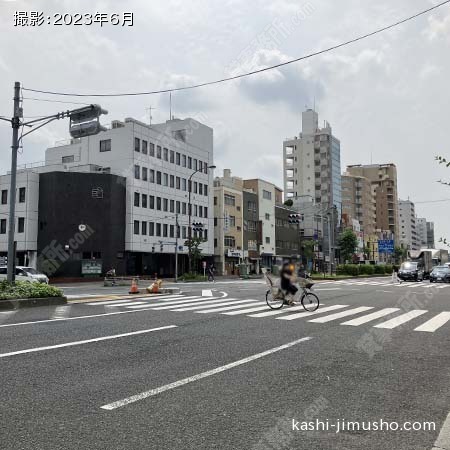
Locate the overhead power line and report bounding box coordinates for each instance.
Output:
[22,0,450,98]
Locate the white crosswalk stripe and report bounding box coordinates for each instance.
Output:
[150,298,222,310]
[106,301,145,308]
[173,299,254,312]
[276,305,349,321]
[373,310,428,329]
[222,305,272,315]
[414,312,450,332]
[308,307,374,323]
[196,302,263,314]
[340,308,400,326]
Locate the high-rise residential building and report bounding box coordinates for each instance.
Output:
[341,172,376,237]
[346,164,399,240]
[416,218,428,248]
[399,199,420,250]
[283,109,342,214]
[426,221,435,249]
[213,169,245,275]
[0,116,215,277]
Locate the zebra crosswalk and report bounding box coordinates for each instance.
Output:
[316,278,450,289]
[84,293,450,334]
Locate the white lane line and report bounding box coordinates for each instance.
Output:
[100,336,313,410]
[340,308,400,326]
[151,298,221,310]
[202,289,213,297]
[276,305,349,321]
[432,411,450,450]
[196,302,262,314]
[414,312,450,333]
[105,302,145,308]
[313,288,342,291]
[308,306,374,323]
[373,310,428,329]
[223,305,271,315]
[51,305,71,320]
[172,299,253,312]
[0,310,17,323]
[0,326,177,359]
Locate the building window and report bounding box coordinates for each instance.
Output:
[142,167,148,181]
[156,197,161,210]
[163,148,169,161]
[170,175,175,188]
[204,207,208,218]
[19,187,26,203]
[176,201,181,214]
[156,223,161,236]
[214,217,218,226]
[134,137,140,152]
[248,221,257,232]
[188,156,192,169]
[229,216,236,227]
[248,201,257,212]
[265,213,270,221]
[194,182,198,194]
[176,152,181,165]
[134,221,140,235]
[142,221,147,235]
[194,205,198,217]
[224,194,235,206]
[199,160,203,172]
[163,198,168,212]
[182,226,187,239]
[224,236,235,247]
[142,140,148,154]
[62,155,74,164]
[170,199,175,213]
[149,195,155,209]
[214,196,217,206]
[149,143,155,157]
[182,202,187,215]
[142,194,148,208]
[193,159,198,171]
[204,185,208,196]
[17,217,25,233]
[163,224,168,237]
[176,177,181,190]
[182,178,187,191]
[263,190,272,200]
[149,169,155,183]
[163,173,169,186]
[182,155,187,167]
[1,190,7,205]
[99,139,111,152]
[214,238,218,248]
[156,171,162,185]
[199,183,203,195]
[157,146,162,159]
[204,229,208,240]
[170,150,175,163]
[149,222,154,236]
[134,165,140,179]
[170,224,175,238]
[134,192,140,207]
[265,236,270,244]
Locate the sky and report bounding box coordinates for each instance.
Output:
[0,0,449,246]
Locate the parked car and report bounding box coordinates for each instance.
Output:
[429,266,450,283]
[0,266,49,284]
[398,261,424,282]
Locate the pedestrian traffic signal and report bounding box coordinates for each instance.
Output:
[160,244,164,252]
[288,214,303,224]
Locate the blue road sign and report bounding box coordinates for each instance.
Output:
[378,239,394,254]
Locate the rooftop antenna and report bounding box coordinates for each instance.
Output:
[146,106,156,125]
[169,92,172,120]
[313,96,316,111]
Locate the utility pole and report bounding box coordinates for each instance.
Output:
[327,214,333,275]
[175,213,179,282]
[7,82,21,283]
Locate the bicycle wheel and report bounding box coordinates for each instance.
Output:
[301,291,319,312]
[266,289,284,310]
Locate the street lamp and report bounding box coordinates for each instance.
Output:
[188,164,216,273]
[3,82,107,282]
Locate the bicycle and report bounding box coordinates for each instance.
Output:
[263,269,320,312]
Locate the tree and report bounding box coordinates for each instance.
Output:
[302,240,316,262]
[394,246,407,264]
[184,236,206,274]
[284,199,293,207]
[338,229,358,263]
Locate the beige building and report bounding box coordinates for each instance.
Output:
[346,164,399,240]
[341,172,376,237]
[213,169,244,275]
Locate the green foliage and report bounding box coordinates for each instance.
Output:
[302,240,316,260]
[338,229,358,262]
[384,264,393,274]
[284,199,293,207]
[179,273,206,282]
[337,264,359,276]
[359,264,375,275]
[184,236,206,273]
[0,281,63,300]
[394,246,407,264]
[374,265,386,274]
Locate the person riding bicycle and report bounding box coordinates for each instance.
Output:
[280,259,298,305]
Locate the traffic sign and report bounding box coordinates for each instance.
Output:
[378,239,394,254]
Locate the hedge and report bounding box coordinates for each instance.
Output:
[337,264,393,276]
[0,281,63,300]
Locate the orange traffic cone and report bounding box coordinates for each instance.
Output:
[129,278,139,294]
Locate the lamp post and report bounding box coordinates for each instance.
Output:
[188,164,216,273]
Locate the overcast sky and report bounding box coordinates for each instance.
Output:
[1,0,449,245]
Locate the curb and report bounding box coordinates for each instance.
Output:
[0,296,67,310]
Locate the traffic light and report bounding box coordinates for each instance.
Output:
[152,246,155,253]
[192,222,204,232]
[288,214,303,224]
[160,244,164,252]
[69,104,108,138]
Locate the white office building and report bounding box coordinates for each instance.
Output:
[399,199,419,250]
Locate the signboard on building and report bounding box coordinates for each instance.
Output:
[81,260,103,276]
[227,249,245,258]
[378,240,394,254]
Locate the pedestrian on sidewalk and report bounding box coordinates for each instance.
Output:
[208,263,216,283]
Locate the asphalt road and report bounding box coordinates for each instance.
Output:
[1,278,450,449]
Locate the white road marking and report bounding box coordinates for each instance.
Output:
[105,301,145,308]
[86,299,136,306]
[249,303,331,318]
[276,305,349,321]
[66,294,105,299]
[340,308,400,326]
[125,297,210,309]
[0,326,177,359]
[100,336,312,410]
[414,312,450,333]
[313,288,342,291]
[196,302,262,314]
[159,295,199,302]
[373,310,428,329]
[150,298,222,310]
[308,306,374,323]
[432,411,450,450]
[202,289,213,297]
[173,299,254,312]
[51,305,71,320]
[223,305,271,315]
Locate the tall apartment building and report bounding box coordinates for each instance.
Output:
[283,109,342,215]
[213,169,245,275]
[341,172,376,237]
[426,222,435,249]
[416,218,428,248]
[399,199,419,250]
[0,116,215,277]
[346,164,399,240]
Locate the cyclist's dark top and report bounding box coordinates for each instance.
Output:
[280,263,293,288]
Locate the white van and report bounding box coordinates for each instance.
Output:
[0,266,49,284]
